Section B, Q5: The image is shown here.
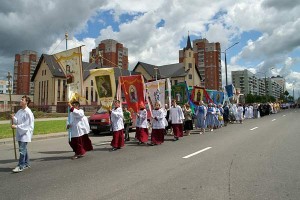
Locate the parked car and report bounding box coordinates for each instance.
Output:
[89,102,152,135]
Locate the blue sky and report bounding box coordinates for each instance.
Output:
[0,0,299,97]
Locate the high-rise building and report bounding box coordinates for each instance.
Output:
[232,69,284,99]
[89,39,128,69]
[271,75,285,92]
[13,50,38,95]
[180,38,221,90]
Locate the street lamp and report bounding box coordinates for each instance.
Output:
[7,72,17,160]
[154,67,158,81]
[224,42,239,86]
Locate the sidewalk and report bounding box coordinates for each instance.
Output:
[0,132,68,145]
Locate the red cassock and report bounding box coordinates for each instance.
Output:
[151,129,165,144]
[111,129,125,148]
[172,124,183,138]
[69,137,86,156]
[82,134,93,151]
[136,128,149,143]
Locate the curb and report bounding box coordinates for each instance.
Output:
[0,132,68,145]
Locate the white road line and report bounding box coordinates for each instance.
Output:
[182,147,212,159]
[250,127,258,131]
[283,115,286,117]
[271,119,276,122]
[99,142,111,145]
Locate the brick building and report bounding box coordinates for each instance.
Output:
[89,39,128,69]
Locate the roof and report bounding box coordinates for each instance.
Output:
[185,34,193,51]
[133,61,193,79]
[31,54,66,81]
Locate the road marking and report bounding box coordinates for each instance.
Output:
[99,142,111,145]
[283,115,286,117]
[182,147,212,159]
[271,119,276,122]
[250,127,258,131]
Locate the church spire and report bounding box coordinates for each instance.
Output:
[185,31,192,51]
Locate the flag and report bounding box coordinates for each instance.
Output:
[90,68,116,111]
[145,79,166,109]
[119,75,145,113]
[225,84,235,98]
[184,81,196,114]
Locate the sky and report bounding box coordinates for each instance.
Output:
[0,0,300,98]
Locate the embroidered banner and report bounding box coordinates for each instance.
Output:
[145,79,166,109]
[90,68,116,111]
[54,46,83,100]
[119,75,145,113]
[171,83,186,105]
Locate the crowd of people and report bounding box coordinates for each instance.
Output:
[9,96,284,173]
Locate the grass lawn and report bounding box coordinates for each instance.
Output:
[0,120,66,139]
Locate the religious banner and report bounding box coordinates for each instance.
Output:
[119,75,145,113]
[205,90,224,105]
[145,79,166,109]
[171,83,186,105]
[54,46,83,99]
[90,68,116,111]
[166,78,171,107]
[192,87,205,103]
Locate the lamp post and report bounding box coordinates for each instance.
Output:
[224,42,239,86]
[154,67,158,81]
[7,72,17,160]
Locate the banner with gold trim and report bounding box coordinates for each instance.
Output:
[53,46,83,100]
[119,75,145,113]
[145,79,166,109]
[90,68,116,111]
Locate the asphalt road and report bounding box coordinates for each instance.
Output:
[0,109,299,200]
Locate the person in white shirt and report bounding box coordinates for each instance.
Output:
[149,101,165,146]
[168,99,185,141]
[11,95,34,173]
[236,103,244,124]
[67,101,93,159]
[109,100,124,151]
[135,103,149,145]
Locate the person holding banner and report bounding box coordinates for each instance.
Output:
[206,103,216,132]
[169,99,185,141]
[109,100,125,151]
[149,101,165,146]
[123,106,132,141]
[11,95,34,173]
[136,103,149,145]
[67,101,93,160]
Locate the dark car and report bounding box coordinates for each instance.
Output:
[89,107,111,134]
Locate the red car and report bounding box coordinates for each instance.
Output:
[89,102,152,135]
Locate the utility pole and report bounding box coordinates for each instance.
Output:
[65,32,68,50]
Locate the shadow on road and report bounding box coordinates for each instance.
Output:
[38,151,70,154]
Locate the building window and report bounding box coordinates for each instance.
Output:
[91,88,93,102]
[188,63,192,68]
[189,74,192,79]
[86,87,89,100]
[189,52,191,57]
[174,80,178,85]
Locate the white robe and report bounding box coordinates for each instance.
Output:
[169,105,185,124]
[13,107,34,142]
[136,109,148,128]
[152,109,165,129]
[236,106,244,121]
[110,107,124,131]
[68,108,90,138]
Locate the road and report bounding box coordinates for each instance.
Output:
[0,109,299,200]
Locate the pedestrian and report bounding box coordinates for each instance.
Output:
[223,102,230,126]
[168,99,185,141]
[11,95,34,173]
[135,103,149,145]
[206,103,216,132]
[195,101,207,134]
[109,100,125,151]
[123,106,132,141]
[149,101,165,146]
[183,103,193,136]
[236,103,244,124]
[164,104,172,135]
[67,101,93,160]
